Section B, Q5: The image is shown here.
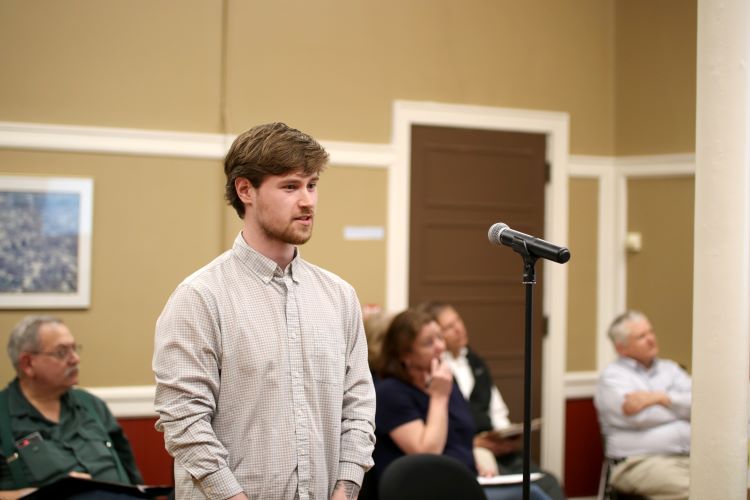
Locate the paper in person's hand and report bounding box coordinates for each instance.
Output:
[477,472,544,485]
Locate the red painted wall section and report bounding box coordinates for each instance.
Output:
[119,417,174,486]
[564,398,604,497]
[117,401,605,495]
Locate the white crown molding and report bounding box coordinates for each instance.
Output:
[569,154,696,177]
[85,385,156,418]
[568,156,615,177]
[615,153,695,165]
[0,121,393,168]
[85,376,599,420]
[320,140,392,168]
[0,121,230,159]
[616,155,695,177]
[0,121,693,174]
[563,371,598,399]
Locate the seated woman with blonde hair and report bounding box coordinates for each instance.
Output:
[362,309,393,375]
[372,308,550,500]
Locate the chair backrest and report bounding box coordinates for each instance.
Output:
[378,454,488,500]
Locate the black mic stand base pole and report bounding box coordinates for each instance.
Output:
[511,239,538,500]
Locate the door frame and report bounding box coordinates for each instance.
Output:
[388,100,570,479]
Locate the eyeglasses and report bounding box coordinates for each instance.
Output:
[29,344,83,361]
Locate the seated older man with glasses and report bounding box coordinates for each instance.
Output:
[0,315,143,499]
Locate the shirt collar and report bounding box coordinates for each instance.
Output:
[6,377,76,420]
[232,232,302,284]
[619,355,659,374]
[444,347,469,363]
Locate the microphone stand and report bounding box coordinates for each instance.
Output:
[508,238,538,500]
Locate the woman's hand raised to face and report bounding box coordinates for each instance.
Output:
[426,357,453,398]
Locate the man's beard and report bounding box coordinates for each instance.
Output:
[259,217,313,245]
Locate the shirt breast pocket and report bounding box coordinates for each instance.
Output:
[17,438,76,485]
[312,328,346,387]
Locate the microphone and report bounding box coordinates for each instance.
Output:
[488,223,571,264]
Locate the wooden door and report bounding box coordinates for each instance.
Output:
[409,124,547,456]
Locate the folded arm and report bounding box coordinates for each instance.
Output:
[596,369,684,430]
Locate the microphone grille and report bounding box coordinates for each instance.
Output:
[487,222,508,245]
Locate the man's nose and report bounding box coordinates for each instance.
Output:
[298,189,314,206]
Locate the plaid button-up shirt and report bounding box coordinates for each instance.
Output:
[153,234,375,500]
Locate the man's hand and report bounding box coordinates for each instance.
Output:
[0,487,37,500]
[225,493,249,500]
[68,471,92,480]
[622,391,670,415]
[331,480,360,500]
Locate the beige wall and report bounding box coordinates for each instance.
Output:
[223,165,389,308]
[0,0,698,385]
[224,0,616,154]
[0,0,224,132]
[615,0,697,155]
[301,166,388,309]
[626,176,694,372]
[1,0,617,154]
[0,150,224,385]
[567,178,599,372]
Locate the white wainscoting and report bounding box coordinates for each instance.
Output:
[88,372,599,419]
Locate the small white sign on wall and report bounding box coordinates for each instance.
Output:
[343,226,385,241]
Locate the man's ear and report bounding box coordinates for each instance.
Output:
[614,342,627,357]
[18,353,35,378]
[235,177,255,206]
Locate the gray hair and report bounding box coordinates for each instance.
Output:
[608,310,648,346]
[7,315,63,371]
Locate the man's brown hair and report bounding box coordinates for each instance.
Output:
[224,122,329,218]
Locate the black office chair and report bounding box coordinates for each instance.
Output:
[378,454,487,500]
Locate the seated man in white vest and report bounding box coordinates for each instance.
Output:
[419,302,565,500]
[595,310,691,499]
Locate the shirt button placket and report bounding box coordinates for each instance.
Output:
[284,274,310,500]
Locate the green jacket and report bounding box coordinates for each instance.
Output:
[0,378,143,489]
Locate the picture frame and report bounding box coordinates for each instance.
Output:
[0,175,93,309]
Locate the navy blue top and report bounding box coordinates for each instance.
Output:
[373,377,477,480]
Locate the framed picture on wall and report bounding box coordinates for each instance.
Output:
[0,176,93,309]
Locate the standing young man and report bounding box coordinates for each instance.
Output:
[153,123,376,500]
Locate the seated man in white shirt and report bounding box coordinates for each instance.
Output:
[594,310,691,500]
[419,302,565,500]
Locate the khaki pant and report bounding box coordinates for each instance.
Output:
[610,455,689,500]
